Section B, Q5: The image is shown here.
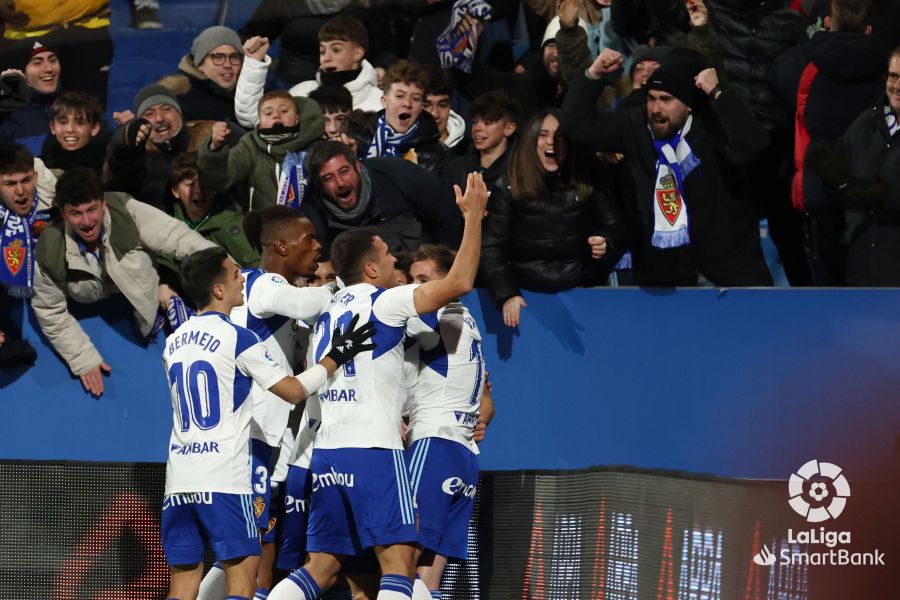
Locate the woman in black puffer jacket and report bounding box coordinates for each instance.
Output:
[479,108,626,327]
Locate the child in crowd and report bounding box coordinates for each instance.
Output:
[308,85,353,141]
[423,65,466,154]
[443,90,521,194]
[368,59,448,174]
[40,91,108,173]
[234,15,382,129]
[199,90,323,211]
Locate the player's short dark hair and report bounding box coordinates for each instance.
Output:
[55,166,104,208]
[393,250,414,282]
[470,91,522,125]
[0,143,34,175]
[339,109,377,157]
[423,64,454,98]
[830,0,871,31]
[180,246,229,308]
[413,244,455,276]
[382,59,428,93]
[243,205,306,252]
[306,139,358,188]
[308,85,353,115]
[330,226,378,285]
[50,90,103,124]
[168,151,199,188]
[318,15,368,50]
[258,89,295,115]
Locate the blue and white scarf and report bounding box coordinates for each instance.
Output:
[886,105,899,137]
[650,116,700,249]
[437,0,492,73]
[367,114,419,159]
[0,192,51,297]
[277,150,309,209]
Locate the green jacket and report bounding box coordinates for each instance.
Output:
[199,96,324,211]
[158,201,261,276]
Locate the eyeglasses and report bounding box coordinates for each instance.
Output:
[887,72,899,85]
[208,52,242,66]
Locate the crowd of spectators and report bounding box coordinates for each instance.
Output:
[0,0,898,388]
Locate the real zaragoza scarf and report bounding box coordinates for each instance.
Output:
[436,0,492,73]
[0,192,51,297]
[277,150,309,209]
[367,113,419,159]
[650,115,700,249]
[886,105,899,137]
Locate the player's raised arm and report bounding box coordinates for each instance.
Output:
[268,314,375,403]
[413,172,489,315]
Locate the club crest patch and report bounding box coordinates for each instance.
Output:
[3,240,25,276]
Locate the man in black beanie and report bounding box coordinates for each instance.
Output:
[560,47,773,287]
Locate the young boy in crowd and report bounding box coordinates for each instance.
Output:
[40,90,108,173]
[167,152,259,267]
[308,85,353,141]
[199,90,324,211]
[423,65,466,155]
[443,90,521,194]
[368,59,449,174]
[234,16,382,129]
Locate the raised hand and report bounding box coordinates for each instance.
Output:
[587,48,624,79]
[326,313,376,367]
[556,0,581,28]
[209,121,231,152]
[454,172,489,221]
[587,235,608,259]
[687,0,709,27]
[693,67,720,96]
[125,118,152,148]
[243,35,270,61]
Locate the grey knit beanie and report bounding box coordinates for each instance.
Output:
[191,26,243,66]
[134,84,182,118]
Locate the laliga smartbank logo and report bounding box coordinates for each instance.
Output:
[751,459,885,567]
[788,459,850,522]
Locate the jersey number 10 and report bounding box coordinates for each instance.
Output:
[168,361,221,432]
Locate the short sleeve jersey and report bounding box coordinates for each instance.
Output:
[405,302,485,453]
[311,282,419,450]
[230,269,330,446]
[162,312,285,494]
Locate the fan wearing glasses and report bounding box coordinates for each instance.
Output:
[169,25,246,123]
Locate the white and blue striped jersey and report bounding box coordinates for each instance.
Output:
[312,282,420,450]
[230,269,332,447]
[162,312,286,494]
[404,302,485,454]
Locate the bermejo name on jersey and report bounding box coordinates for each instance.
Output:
[312,282,419,450]
[405,302,485,454]
[231,269,331,446]
[163,312,286,495]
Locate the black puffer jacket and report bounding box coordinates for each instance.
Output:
[392,110,450,176]
[831,103,900,285]
[479,175,626,307]
[708,0,806,130]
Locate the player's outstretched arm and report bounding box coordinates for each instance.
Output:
[413,172,489,315]
[268,314,376,404]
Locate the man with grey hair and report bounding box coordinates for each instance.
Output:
[106,83,242,210]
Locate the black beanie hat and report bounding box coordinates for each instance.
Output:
[644,48,708,108]
[629,45,672,76]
